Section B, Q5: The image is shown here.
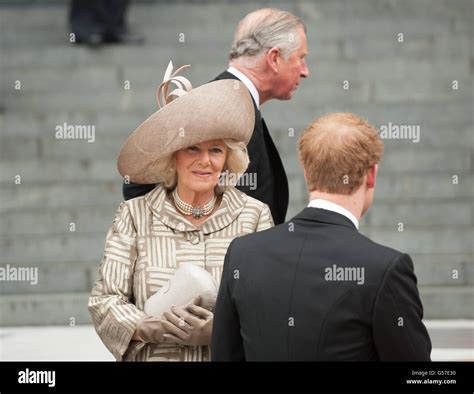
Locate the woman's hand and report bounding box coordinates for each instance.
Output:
[161,300,214,346]
[134,315,169,344]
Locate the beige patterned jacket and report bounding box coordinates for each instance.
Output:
[88,184,274,361]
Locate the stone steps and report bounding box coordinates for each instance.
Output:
[1,286,473,326]
[0,0,471,324]
[0,147,470,183]
[0,207,115,236]
[1,4,470,43]
[0,159,119,184]
[1,200,471,231]
[9,68,468,100]
[0,233,108,264]
[4,52,469,81]
[0,252,472,296]
[4,80,470,113]
[0,174,471,208]
[0,292,91,326]
[0,261,98,295]
[0,223,471,261]
[0,182,123,211]
[420,286,474,319]
[2,121,473,162]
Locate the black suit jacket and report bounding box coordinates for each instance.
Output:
[122,71,289,225]
[211,207,432,361]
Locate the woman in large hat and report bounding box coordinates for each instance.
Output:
[88,63,274,361]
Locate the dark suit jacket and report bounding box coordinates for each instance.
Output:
[211,207,432,361]
[122,71,289,225]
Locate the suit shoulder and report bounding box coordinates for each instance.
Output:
[213,71,237,81]
[358,231,403,259]
[350,231,408,277]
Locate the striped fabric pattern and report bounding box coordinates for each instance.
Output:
[88,185,273,361]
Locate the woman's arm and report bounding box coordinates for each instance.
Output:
[88,202,147,360]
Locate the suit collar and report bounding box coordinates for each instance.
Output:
[292,207,358,231]
[307,199,359,229]
[215,70,238,81]
[226,67,260,109]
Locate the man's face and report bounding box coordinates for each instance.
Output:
[271,27,309,100]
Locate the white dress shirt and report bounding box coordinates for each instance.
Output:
[307,199,359,229]
[227,66,260,109]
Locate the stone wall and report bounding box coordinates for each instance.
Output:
[0,0,472,324]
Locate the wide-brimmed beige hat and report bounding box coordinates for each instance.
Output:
[117,62,255,184]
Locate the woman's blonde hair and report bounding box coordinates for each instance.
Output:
[154,138,250,193]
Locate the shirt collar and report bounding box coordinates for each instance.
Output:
[227,66,260,109]
[307,199,359,229]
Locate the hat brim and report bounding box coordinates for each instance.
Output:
[117,79,255,184]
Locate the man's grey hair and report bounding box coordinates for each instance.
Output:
[229,8,306,66]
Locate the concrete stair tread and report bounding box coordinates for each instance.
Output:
[1,287,473,326]
[0,292,92,326]
[0,0,472,325]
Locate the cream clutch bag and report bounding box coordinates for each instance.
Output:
[144,263,218,319]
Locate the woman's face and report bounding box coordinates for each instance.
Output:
[175,139,228,194]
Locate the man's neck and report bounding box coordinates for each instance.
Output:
[227,66,260,109]
[308,190,364,221]
[228,62,272,106]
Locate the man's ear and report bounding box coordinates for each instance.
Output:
[303,168,308,183]
[266,47,280,73]
[366,164,378,188]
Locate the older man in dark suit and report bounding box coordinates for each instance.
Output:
[123,8,309,225]
[212,112,432,361]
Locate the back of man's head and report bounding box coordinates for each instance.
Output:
[298,113,383,206]
[229,8,305,65]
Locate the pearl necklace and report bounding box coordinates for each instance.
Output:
[172,188,217,219]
